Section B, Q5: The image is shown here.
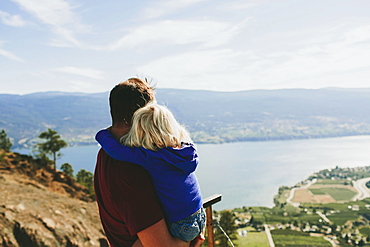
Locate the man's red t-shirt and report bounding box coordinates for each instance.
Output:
[94,149,164,247]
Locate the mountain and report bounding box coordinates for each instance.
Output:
[0,150,108,246]
[1,88,370,148]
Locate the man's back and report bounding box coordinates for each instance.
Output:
[94,149,164,247]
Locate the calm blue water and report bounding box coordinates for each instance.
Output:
[14,136,370,210]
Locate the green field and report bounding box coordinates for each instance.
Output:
[296,214,322,224]
[236,227,270,247]
[309,187,357,201]
[301,199,370,210]
[271,229,331,247]
[327,211,360,225]
[315,179,350,185]
[359,227,370,236]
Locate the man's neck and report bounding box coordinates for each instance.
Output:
[110,124,131,140]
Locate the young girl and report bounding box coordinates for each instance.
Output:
[95,102,205,242]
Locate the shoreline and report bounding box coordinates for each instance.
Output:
[12,133,370,149]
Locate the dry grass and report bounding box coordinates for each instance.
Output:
[291,183,357,204]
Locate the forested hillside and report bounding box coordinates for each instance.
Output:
[1,88,370,148]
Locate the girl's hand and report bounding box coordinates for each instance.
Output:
[190,233,205,247]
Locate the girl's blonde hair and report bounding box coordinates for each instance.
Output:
[120,102,192,150]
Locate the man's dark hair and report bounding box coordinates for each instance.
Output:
[109,78,155,126]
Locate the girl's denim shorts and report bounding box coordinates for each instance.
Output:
[169,207,206,242]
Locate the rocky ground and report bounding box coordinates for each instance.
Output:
[0,151,108,247]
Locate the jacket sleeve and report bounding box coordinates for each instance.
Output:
[95,129,148,167]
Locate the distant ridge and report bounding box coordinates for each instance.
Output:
[2,88,370,148]
[321,87,370,92]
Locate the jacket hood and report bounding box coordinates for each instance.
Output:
[157,144,199,173]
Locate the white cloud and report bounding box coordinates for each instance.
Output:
[0,10,26,26]
[203,17,252,48]
[143,0,210,19]
[0,48,24,62]
[50,26,81,46]
[68,80,96,91]
[269,25,370,83]
[12,0,78,26]
[343,25,370,45]
[53,66,104,80]
[218,0,275,11]
[137,49,250,90]
[106,19,247,50]
[11,0,88,46]
[136,23,370,91]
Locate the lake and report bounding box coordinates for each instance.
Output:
[14,135,370,210]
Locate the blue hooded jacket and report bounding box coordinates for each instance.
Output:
[95,129,203,224]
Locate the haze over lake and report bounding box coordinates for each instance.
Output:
[15,135,370,210]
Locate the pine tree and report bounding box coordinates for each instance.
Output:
[76,169,94,195]
[0,129,12,151]
[35,128,67,170]
[60,163,74,177]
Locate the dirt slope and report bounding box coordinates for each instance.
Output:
[0,151,108,247]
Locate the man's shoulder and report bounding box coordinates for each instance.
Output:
[97,148,150,176]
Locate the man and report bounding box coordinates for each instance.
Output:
[94,78,204,247]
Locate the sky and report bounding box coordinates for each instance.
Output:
[1,0,370,95]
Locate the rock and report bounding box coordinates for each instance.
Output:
[80,208,86,215]
[16,203,25,211]
[42,218,56,230]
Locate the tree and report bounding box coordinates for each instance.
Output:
[293,220,299,227]
[214,210,238,246]
[0,129,12,151]
[358,239,365,246]
[76,169,94,195]
[249,215,254,226]
[60,163,74,178]
[36,128,67,170]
